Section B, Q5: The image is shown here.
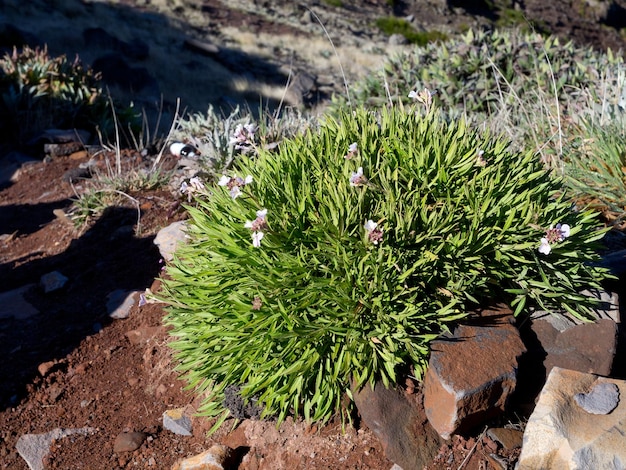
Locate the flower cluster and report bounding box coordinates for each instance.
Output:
[538,223,570,255]
[245,209,268,248]
[180,176,205,202]
[218,174,253,199]
[230,123,257,153]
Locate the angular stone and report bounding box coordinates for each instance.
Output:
[0,285,38,320]
[153,221,188,262]
[351,382,442,470]
[515,316,619,410]
[486,427,523,450]
[517,367,626,470]
[171,444,233,470]
[534,318,617,376]
[16,427,96,470]
[40,271,68,293]
[107,289,139,319]
[423,305,526,439]
[163,408,193,436]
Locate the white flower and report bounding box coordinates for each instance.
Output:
[364,219,383,245]
[344,142,358,159]
[557,223,570,239]
[364,219,377,232]
[538,237,551,255]
[350,167,367,186]
[252,231,264,248]
[230,186,242,199]
[408,90,418,99]
[244,175,253,185]
[218,175,230,186]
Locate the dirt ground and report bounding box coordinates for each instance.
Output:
[1,1,625,469]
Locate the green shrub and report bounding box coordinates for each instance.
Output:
[159,104,609,429]
[564,120,626,221]
[375,17,447,46]
[0,45,138,145]
[338,28,622,118]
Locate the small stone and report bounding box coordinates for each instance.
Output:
[163,408,193,436]
[574,382,620,415]
[113,431,146,453]
[38,360,57,377]
[0,285,39,320]
[153,221,187,262]
[486,427,524,450]
[107,290,139,319]
[40,271,69,293]
[171,444,233,470]
[125,325,161,345]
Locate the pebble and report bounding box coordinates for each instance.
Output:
[107,289,139,319]
[113,431,146,453]
[163,408,193,436]
[40,271,69,293]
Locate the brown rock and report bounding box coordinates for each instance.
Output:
[486,427,523,450]
[351,382,442,469]
[38,360,57,377]
[423,305,526,439]
[113,431,146,453]
[533,318,616,376]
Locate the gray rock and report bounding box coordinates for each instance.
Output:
[153,221,188,262]
[0,285,39,320]
[388,34,408,45]
[16,427,96,470]
[40,271,68,293]
[163,408,193,436]
[517,367,626,470]
[107,289,139,319]
[574,382,620,415]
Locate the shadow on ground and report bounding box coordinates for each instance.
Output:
[0,206,162,410]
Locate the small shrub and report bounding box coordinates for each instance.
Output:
[159,103,609,429]
[171,105,316,181]
[375,17,447,46]
[564,120,626,223]
[0,45,138,145]
[338,28,622,118]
